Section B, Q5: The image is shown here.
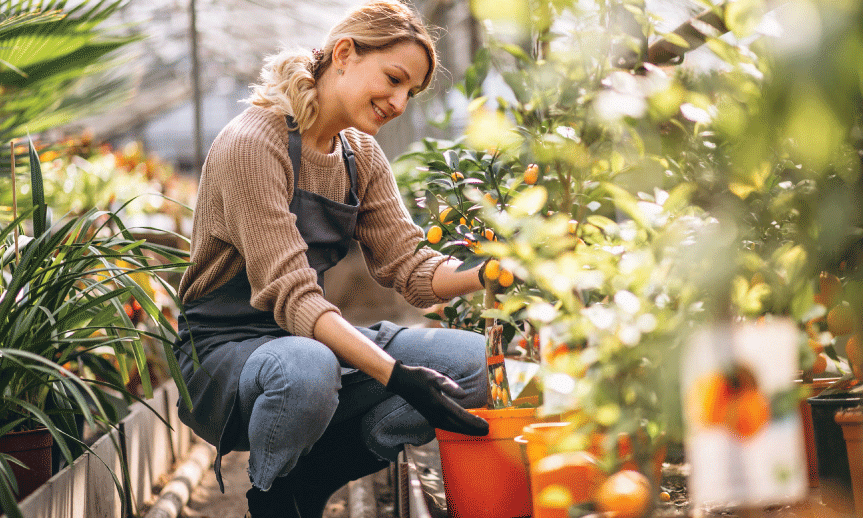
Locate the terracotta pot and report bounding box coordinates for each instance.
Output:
[435,406,543,518]
[835,406,863,515]
[797,376,841,488]
[0,427,53,501]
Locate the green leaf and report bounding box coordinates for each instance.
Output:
[499,43,531,64]
[443,149,460,171]
[424,189,439,216]
[27,136,46,237]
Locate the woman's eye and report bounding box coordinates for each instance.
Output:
[388,75,400,85]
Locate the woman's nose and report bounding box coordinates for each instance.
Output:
[390,91,409,117]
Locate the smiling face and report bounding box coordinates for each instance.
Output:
[333,40,430,136]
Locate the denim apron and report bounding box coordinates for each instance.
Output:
[174,117,404,490]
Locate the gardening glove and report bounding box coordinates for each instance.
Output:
[386,360,489,437]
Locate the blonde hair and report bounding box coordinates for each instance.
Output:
[247,0,438,133]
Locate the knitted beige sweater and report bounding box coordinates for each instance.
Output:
[178,106,447,338]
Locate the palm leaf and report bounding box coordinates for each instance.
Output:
[0,0,141,143]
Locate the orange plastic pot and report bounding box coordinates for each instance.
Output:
[435,406,541,518]
[521,421,575,465]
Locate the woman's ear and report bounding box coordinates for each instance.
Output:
[331,37,355,69]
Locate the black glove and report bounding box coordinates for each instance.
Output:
[386,360,489,437]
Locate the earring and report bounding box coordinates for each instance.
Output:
[337,69,344,75]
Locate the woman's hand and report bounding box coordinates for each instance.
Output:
[386,360,489,436]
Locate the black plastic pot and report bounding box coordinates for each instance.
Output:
[808,392,863,514]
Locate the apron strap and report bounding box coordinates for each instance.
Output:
[339,132,358,192]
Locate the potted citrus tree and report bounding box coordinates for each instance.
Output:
[398,0,863,516]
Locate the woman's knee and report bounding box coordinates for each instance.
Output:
[245,337,342,406]
[404,328,486,380]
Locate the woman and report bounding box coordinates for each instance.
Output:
[173,1,490,517]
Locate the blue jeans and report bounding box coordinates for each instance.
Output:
[237,325,487,491]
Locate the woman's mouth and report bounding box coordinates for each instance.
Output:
[372,104,387,121]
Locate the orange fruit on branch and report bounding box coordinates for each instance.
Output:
[498,268,514,288]
[439,207,453,223]
[427,226,443,244]
[524,163,539,185]
[484,259,501,282]
[827,302,856,337]
[810,353,827,375]
[819,271,843,308]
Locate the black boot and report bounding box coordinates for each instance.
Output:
[245,474,301,518]
[291,414,391,518]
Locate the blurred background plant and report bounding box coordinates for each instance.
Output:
[3,134,198,238]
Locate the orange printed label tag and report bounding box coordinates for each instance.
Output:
[487,354,504,366]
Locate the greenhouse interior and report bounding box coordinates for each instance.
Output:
[1,0,862,517]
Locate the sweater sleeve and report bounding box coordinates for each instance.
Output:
[209,117,339,338]
[351,132,448,308]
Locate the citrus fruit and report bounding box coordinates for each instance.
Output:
[595,469,651,518]
[616,432,632,459]
[439,207,453,223]
[484,228,496,241]
[567,219,578,234]
[810,353,827,375]
[483,192,498,205]
[524,163,539,185]
[827,302,855,336]
[451,171,464,182]
[427,226,443,244]
[484,259,501,281]
[819,271,843,307]
[498,268,514,287]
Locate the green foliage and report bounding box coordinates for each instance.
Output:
[401,0,863,482]
[0,0,140,144]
